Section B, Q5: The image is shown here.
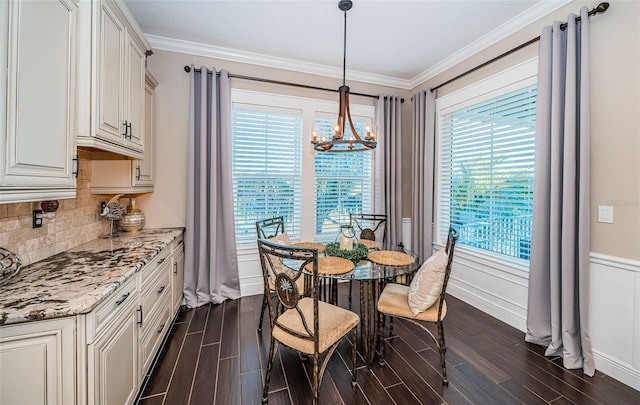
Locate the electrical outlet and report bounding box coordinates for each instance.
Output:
[100,201,106,214]
[33,210,43,228]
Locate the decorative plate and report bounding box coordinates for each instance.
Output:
[292,242,326,253]
[305,256,355,276]
[367,250,415,267]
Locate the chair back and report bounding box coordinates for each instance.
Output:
[350,213,387,243]
[256,216,285,239]
[257,238,320,350]
[437,227,459,319]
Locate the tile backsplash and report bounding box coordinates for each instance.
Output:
[0,150,112,266]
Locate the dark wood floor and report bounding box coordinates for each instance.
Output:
[137,282,640,405]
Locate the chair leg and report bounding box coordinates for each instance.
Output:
[262,337,278,403]
[257,293,268,333]
[377,313,386,367]
[312,355,320,405]
[437,320,448,385]
[351,327,358,387]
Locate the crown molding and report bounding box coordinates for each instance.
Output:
[408,0,573,89]
[147,0,571,91]
[147,34,413,89]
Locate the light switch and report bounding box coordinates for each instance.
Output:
[597,205,613,224]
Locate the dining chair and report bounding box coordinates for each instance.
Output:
[257,239,359,405]
[348,213,388,302]
[376,227,458,385]
[256,216,286,333]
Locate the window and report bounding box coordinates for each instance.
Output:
[437,60,537,261]
[232,106,302,243]
[231,90,374,245]
[314,119,372,241]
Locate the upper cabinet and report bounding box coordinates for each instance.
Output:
[0,0,79,204]
[91,71,157,194]
[77,0,151,159]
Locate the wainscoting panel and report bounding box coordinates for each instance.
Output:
[443,247,529,332]
[589,253,640,391]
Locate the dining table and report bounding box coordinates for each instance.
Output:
[286,242,420,367]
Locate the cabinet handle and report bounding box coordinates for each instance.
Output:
[157,285,165,294]
[157,258,166,266]
[173,262,178,274]
[72,155,79,179]
[136,165,141,181]
[157,323,166,334]
[127,122,132,139]
[115,292,130,306]
[122,120,129,138]
[137,305,143,326]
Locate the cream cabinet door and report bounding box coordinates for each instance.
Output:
[0,318,76,405]
[172,240,185,312]
[0,0,77,203]
[133,71,158,187]
[124,35,145,153]
[88,301,140,405]
[95,0,126,145]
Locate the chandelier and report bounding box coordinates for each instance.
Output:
[311,0,376,153]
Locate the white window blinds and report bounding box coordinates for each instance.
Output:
[438,85,537,260]
[232,107,302,243]
[314,118,372,241]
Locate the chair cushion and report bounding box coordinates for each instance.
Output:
[272,297,359,354]
[377,283,446,322]
[407,250,448,315]
[267,232,292,246]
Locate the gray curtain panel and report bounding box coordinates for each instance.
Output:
[411,90,436,262]
[374,96,403,245]
[525,7,594,376]
[184,65,241,308]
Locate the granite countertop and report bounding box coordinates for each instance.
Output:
[0,228,184,326]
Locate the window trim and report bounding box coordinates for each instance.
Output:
[434,58,538,267]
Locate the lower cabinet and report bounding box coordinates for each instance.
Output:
[87,294,140,405]
[172,235,185,312]
[0,236,185,405]
[0,317,76,405]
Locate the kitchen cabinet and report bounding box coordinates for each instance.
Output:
[77,0,151,159]
[0,0,78,204]
[90,71,158,194]
[0,317,76,405]
[139,246,172,374]
[172,235,185,312]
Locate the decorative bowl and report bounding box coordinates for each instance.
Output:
[0,247,21,287]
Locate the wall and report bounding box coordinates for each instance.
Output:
[0,150,110,266]
[411,0,639,390]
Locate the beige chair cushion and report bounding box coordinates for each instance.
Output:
[378,283,446,322]
[272,297,359,354]
[267,232,292,246]
[407,250,448,315]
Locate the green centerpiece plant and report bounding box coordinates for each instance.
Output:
[324,242,369,264]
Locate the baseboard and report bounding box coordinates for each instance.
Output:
[447,280,527,332]
[593,349,640,391]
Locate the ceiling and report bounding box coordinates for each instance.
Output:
[125,0,568,88]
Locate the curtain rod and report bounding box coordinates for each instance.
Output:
[430,2,610,93]
[183,65,404,103]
